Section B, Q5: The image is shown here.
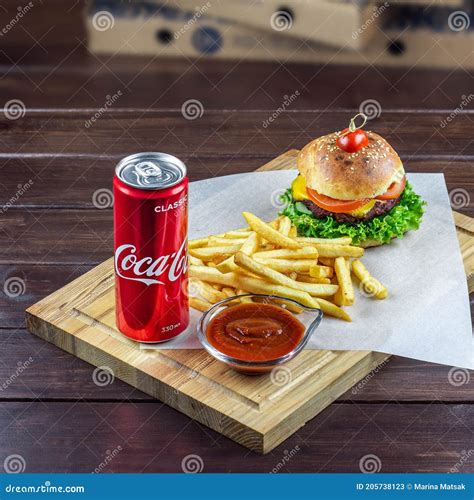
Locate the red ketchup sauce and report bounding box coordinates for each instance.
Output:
[206,303,305,362]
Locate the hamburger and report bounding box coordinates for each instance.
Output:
[281,115,425,247]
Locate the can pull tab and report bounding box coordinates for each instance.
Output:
[134,161,162,186]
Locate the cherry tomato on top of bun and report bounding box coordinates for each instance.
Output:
[336,128,369,153]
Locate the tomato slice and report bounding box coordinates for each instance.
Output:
[376,176,406,200]
[306,188,370,213]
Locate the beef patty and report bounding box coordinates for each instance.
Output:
[301,196,401,224]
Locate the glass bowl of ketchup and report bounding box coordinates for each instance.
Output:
[197,294,323,375]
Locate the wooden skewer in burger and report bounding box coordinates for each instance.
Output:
[282,113,425,247]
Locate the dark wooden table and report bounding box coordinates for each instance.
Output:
[0,24,473,472]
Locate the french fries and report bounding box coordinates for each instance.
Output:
[234,252,338,299]
[189,266,239,288]
[208,236,248,246]
[236,275,319,309]
[252,258,314,273]
[186,211,388,324]
[216,232,259,273]
[242,212,301,249]
[221,287,235,297]
[189,244,243,260]
[309,264,334,279]
[317,298,352,322]
[318,257,335,267]
[278,216,292,236]
[236,289,253,303]
[216,230,252,239]
[294,236,352,246]
[316,244,364,258]
[190,278,227,304]
[189,255,204,266]
[352,259,388,299]
[333,258,354,306]
[189,297,212,312]
[188,237,209,249]
[253,247,318,260]
[296,274,331,285]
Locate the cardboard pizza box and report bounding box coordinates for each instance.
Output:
[87,0,474,69]
[167,0,383,49]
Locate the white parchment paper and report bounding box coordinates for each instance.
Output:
[141,171,473,369]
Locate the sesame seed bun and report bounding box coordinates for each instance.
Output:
[297,131,405,201]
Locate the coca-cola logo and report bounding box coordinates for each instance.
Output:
[115,239,188,286]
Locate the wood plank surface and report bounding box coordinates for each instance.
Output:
[1,57,473,111]
[1,329,473,403]
[0,112,473,158]
[0,401,471,473]
[0,157,472,212]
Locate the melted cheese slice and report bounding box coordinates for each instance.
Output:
[291,175,376,217]
[348,200,376,217]
[291,175,309,201]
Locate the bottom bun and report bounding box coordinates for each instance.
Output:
[359,236,397,248]
[359,239,385,248]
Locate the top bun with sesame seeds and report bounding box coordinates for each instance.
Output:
[297,131,405,201]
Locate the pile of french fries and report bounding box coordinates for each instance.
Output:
[188,212,388,322]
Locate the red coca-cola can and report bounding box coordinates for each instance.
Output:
[113,152,189,342]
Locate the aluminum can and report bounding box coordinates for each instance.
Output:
[114,152,188,342]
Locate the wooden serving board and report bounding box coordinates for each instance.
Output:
[26,150,474,454]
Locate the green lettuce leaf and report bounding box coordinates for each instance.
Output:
[280,181,426,245]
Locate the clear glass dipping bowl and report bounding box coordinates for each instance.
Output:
[197,294,323,375]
